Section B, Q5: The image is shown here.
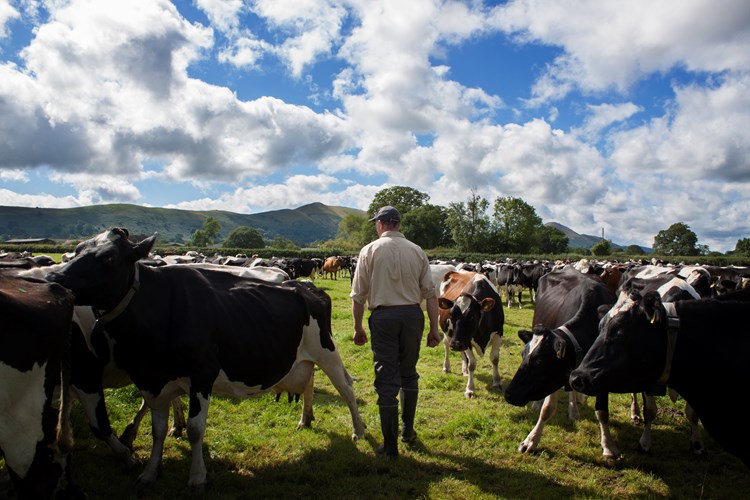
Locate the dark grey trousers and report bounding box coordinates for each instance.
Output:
[368,305,424,407]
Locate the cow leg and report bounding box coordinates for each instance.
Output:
[594,393,621,459]
[137,403,169,486]
[312,351,366,440]
[461,350,470,376]
[685,403,706,456]
[463,349,477,399]
[169,398,186,438]
[119,399,149,450]
[74,387,136,466]
[630,393,642,425]
[638,394,657,454]
[186,391,210,491]
[297,369,315,430]
[442,332,452,373]
[488,334,503,391]
[519,392,558,453]
[568,391,581,420]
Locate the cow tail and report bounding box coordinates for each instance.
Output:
[57,328,75,453]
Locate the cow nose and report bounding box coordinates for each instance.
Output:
[568,372,585,393]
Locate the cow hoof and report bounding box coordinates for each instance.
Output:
[189,482,206,495]
[168,426,184,438]
[464,391,476,399]
[518,442,535,454]
[297,421,313,430]
[602,453,621,463]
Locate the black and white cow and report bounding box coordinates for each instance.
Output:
[569,288,750,467]
[504,266,620,457]
[437,270,504,398]
[0,273,81,499]
[45,228,365,491]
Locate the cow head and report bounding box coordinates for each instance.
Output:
[569,290,668,396]
[46,228,156,310]
[438,274,503,353]
[504,324,574,405]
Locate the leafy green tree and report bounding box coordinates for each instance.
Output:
[653,222,700,256]
[445,191,491,253]
[401,204,452,249]
[222,226,265,249]
[190,216,221,247]
[492,196,543,253]
[537,225,569,254]
[591,239,612,256]
[368,186,429,218]
[625,244,645,255]
[734,238,750,256]
[269,236,299,250]
[337,213,374,247]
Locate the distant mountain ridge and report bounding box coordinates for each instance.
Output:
[0,203,647,251]
[545,221,651,252]
[0,202,366,246]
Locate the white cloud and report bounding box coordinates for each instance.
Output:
[491,0,750,103]
[0,0,19,40]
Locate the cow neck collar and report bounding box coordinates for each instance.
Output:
[556,325,584,368]
[95,264,140,326]
[655,301,680,388]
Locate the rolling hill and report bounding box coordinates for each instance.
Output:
[0,202,366,246]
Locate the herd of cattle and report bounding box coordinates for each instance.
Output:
[1,230,749,498]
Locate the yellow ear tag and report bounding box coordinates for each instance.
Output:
[650,312,657,324]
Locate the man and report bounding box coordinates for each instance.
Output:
[350,205,441,458]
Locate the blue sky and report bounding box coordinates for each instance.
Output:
[1,0,749,252]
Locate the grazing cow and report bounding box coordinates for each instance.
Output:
[0,273,80,499]
[569,289,750,467]
[46,228,365,491]
[504,267,619,457]
[322,256,343,280]
[286,258,319,280]
[437,270,504,398]
[514,261,550,306]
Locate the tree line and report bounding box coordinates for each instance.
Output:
[186,186,750,258]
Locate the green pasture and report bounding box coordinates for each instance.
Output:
[11,274,750,499]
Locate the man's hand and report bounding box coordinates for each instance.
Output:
[353,325,368,346]
[426,327,441,348]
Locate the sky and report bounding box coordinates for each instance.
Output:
[1,0,749,252]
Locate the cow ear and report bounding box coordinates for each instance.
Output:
[518,329,533,344]
[480,297,495,312]
[554,336,566,359]
[641,291,663,324]
[134,233,158,261]
[438,297,454,310]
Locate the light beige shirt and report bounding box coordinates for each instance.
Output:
[350,231,436,310]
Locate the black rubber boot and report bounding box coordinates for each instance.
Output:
[376,405,399,458]
[400,389,418,443]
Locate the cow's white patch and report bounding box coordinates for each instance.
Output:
[456,295,472,315]
[0,361,47,477]
[472,272,500,295]
[528,334,544,355]
[657,278,700,300]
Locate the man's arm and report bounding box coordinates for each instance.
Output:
[352,299,368,345]
[425,295,441,347]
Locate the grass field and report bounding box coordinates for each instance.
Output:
[23,273,750,498]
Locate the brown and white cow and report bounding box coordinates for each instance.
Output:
[0,272,81,499]
[46,228,365,492]
[437,270,504,398]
